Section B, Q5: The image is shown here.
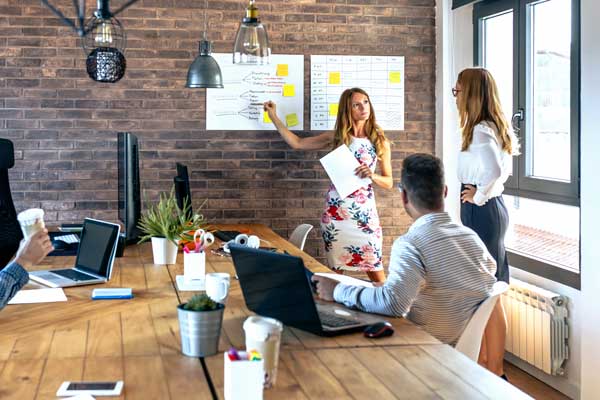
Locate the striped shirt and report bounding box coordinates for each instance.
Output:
[0,262,29,311]
[333,212,497,345]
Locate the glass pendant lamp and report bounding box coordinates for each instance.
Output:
[233,0,270,65]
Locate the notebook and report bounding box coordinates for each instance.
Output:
[29,218,120,288]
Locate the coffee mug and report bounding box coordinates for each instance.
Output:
[206,272,230,303]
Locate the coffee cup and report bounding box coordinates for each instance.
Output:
[17,208,45,239]
[205,272,230,303]
[243,316,283,388]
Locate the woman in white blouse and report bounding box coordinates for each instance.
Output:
[454,67,516,378]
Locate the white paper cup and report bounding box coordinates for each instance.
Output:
[243,316,283,388]
[17,208,45,239]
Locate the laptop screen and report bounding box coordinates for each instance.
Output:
[75,219,120,277]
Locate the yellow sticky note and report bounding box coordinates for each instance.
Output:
[329,103,338,116]
[276,64,289,77]
[263,112,272,123]
[389,71,401,84]
[283,84,295,97]
[286,113,299,128]
[329,71,341,85]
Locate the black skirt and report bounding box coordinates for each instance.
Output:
[460,184,510,283]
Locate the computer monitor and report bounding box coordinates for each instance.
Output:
[118,132,141,244]
[174,163,192,219]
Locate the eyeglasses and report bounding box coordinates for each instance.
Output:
[452,87,461,97]
[398,182,404,193]
[351,99,369,109]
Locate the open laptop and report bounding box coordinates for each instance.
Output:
[29,218,120,288]
[229,245,385,336]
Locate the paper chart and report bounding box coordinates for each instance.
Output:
[206,54,304,131]
[310,55,405,131]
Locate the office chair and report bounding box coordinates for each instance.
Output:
[455,281,509,362]
[288,224,313,251]
[0,139,23,268]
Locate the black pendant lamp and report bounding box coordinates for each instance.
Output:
[186,0,224,88]
[41,0,139,83]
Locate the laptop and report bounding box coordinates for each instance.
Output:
[29,218,120,288]
[229,245,385,336]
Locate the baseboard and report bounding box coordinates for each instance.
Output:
[505,353,579,399]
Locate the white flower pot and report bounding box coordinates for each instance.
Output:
[151,237,178,265]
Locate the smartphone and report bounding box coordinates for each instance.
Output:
[56,381,123,397]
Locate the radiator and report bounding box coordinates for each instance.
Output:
[502,278,569,375]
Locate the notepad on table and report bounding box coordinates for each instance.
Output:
[8,288,67,304]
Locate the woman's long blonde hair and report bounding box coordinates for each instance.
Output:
[332,88,388,159]
[457,68,514,154]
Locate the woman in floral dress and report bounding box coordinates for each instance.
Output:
[264,88,393,283]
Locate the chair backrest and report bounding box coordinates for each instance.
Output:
[288,224,313,251]
[0,139,23,268]
[455,281,509,361]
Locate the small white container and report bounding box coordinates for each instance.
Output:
[150,237,178,265]
[183,251,206,283]
[224,352,264,400]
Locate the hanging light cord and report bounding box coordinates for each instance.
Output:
[202,0,208,41]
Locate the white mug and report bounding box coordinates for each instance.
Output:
[205,272,230,303]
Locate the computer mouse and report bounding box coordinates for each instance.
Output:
[51,239,69,251]
[363,321,394,339]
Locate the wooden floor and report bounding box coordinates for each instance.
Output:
[504,362,571,400]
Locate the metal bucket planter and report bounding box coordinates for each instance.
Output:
[177,303,225,357]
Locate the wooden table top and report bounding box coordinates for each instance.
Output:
[0,224,531,400]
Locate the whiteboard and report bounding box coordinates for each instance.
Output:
[310,55,405,131]
[206,54,304,131]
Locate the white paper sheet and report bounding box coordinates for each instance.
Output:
[315,273,374,288]
[8,288,67,304]
[319,145,371,199]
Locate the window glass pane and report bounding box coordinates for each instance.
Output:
[528,0,571,181]
[504,195,579,272]
[481,11,513,175]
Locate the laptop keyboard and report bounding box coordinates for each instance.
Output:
[52,269,96,281]
[318,312,359,328]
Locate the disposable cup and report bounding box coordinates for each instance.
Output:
[243,316,283,388]
[17,208,45,239]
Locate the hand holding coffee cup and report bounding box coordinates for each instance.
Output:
[17,208,45,239]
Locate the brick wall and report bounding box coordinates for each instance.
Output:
[0,0,436,268]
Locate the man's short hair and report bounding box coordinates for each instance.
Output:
[400,153,445,210]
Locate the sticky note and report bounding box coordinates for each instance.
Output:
[329,103,338,116]
[263,112,272,123]
[286,113,299,128]
[389,71,401,84]
[283,84,295,97]
[276,64,289,76]
[329,72,341,85]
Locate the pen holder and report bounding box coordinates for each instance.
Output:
[224,352,264,400]
[183,251,206,284]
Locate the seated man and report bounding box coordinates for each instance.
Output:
[0,229,53,310]
[313,153,497,345]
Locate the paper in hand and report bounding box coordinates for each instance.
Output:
[319,145,372,199]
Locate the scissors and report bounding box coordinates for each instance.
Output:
[193,229,215,253]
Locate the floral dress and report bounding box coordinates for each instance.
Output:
[320,137,383,272]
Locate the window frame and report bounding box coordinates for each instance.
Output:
[473,0,581,289]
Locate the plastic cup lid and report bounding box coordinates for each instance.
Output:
[243,316,283,341]
[17,208,44,223]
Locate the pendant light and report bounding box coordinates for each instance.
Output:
[186,0,224,88]
[233,0,271,65]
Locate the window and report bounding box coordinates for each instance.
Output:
[474,0,580,288]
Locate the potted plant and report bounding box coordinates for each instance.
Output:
[137,187,206,264]
[177,293,225,357]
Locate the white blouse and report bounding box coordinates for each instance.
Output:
[457,122,512,206]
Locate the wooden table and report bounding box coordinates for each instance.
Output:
[0,224,531,400]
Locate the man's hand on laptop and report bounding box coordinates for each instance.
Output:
[15,229,53,269]
[311,275,339,302]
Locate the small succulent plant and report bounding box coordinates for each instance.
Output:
[183,293,219,311]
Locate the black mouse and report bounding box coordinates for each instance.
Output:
[51,239,69,251]
[363,321,394,339]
